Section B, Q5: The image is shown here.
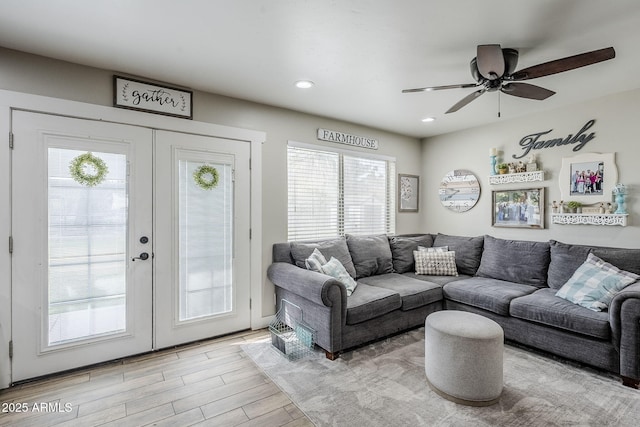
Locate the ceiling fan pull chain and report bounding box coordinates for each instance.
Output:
[498,91,501,118]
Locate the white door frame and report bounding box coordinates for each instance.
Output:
[0,89,266,389]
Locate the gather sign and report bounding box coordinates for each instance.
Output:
[512,119,596,159]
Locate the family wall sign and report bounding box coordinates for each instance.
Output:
[512,119,596,159]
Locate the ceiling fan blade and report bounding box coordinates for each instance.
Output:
[445,89,486,113]
[510,47,615,80]
[402,83,477,93]
[477,44,505,80]
[501,83,555,100]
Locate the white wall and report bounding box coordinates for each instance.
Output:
[0,47,423,323]
[421,88,640,248]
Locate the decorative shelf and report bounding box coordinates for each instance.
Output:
[551,213,628,226]
[489,170,544,185]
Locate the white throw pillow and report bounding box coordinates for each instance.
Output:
[321,257,358,296]
[305,248,327,273]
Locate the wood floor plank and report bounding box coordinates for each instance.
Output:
[53,403,127,426]
[236,407,296,427]
[192,407,249,426]
[242,392,294,419]
[76,376,184,417]
[143,407,204,427]
[125,375,224,415]
[200,382,280,419]
[171,374,268,415]
[101,402,175,426]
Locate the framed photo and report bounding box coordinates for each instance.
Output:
[113,75,193,119]
[398,174,419,212]
[559,152,617,204]
[492,188,545,228]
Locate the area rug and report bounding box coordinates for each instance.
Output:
[241,328,640,426]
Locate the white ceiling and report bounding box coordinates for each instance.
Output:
[1,1,639,138]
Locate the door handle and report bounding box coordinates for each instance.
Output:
[132,252,150,261]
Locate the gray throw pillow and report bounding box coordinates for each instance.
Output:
[432,233,484,276]
[346,234,394,279]
[290,238,357,278]
[389,234,434,273]
[477,235,550,287]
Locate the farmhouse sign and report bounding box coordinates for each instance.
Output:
[114,75,193,119]
[317,128,379,150]
[512,119,596,159]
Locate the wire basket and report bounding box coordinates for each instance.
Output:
[269,299,316,360]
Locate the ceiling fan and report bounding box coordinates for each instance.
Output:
[402,45,615,114]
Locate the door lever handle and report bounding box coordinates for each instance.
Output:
[132,252,150,261]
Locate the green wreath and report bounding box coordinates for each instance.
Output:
[69,152,109,187]
[193,165,219,190]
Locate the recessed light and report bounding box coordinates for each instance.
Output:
[295,80,315,89]
[421,117,436,123]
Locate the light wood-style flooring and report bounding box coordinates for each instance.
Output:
[0,329,313,427]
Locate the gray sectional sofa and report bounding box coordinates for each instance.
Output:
[267,233,640,388]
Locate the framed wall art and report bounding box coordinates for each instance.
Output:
[559,152,617,205]
[398,174,419,212]
[492,187,545,228]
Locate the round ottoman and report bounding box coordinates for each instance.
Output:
[425,310,504,406]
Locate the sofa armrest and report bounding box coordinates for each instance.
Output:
[609,281,640,384]
[267,262,347,355]
[267,262,347,313]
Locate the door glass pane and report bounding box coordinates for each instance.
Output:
[48,148,128,345]
[178,159,233,321]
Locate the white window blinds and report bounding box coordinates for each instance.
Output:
[287,143,395,241]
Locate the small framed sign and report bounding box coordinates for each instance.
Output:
[114,75,193,119]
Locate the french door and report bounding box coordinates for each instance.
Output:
[11,112,250,382]
[154,130,251,348]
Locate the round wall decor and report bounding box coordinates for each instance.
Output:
[439,169,480,212]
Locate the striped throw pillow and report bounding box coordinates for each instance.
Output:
[414,250,458,276]
[555,253,639,311]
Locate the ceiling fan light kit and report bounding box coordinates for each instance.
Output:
[403,45,615,114]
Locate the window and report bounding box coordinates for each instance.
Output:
[287,142,395,241]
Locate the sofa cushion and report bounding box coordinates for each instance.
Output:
[321,257,358,297]
[476,235,550,287]
[388,234,434,273]
[346,283,402,325]
[432,234,484,276]
[443,277,538,316]
[510,288,611,340]
[414,250,458,276]
[358,273,443,311]
[346,234,394,279]
[548,240,640,289]
[555,253,639,311]
[290,238,357,278]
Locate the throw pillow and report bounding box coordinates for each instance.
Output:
[388,234,434,273]
[414,250,458,276]
[555,253,640,311]
[420,245,449,252]
[290,238,357,278]
[432,233,484,276]
[346,234,394,279]
[321,257,358,296]
[305,248,327,273]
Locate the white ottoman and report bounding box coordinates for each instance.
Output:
[425,310,504,406]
